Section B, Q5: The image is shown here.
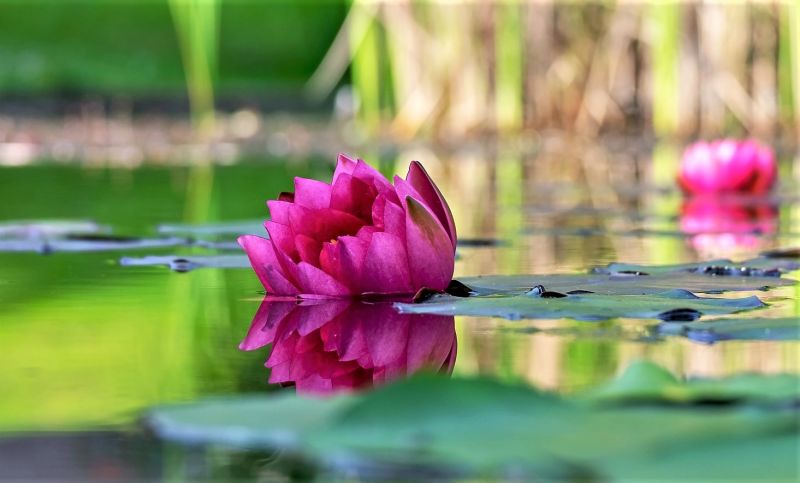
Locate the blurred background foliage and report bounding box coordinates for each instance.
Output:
[0,0,796,149]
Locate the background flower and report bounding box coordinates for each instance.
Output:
[678,139,776,195]
[240,299,457,394]
[239,154,456,298]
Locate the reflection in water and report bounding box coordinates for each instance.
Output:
[240,299,457,394]
[680,197,777,259]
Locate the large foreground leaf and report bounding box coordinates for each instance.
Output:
[586,361,800,405]
[147,372,799,480]
[396,289,765,322]
[658,317,800,343]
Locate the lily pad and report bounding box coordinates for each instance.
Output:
[0,220,109,238]
[0,236,189,254]
[458,271,793,297]
[120,255,251,272]
[146,373,799,480]
[157,220,265,237]
[657,317,800,343]
[586,361,800,405]
[395,289,765,322]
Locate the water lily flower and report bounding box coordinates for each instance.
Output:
[678,139,776,195]
[239,154,456,298]
[240,299,457,394]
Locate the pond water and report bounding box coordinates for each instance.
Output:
[0,144,797,479]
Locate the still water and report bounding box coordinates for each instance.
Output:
[0,146,798,479]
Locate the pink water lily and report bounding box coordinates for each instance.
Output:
[239,154,456,298]
[678,139,776,195]
[240,299,457,394]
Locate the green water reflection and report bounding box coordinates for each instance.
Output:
[0,151,797,434]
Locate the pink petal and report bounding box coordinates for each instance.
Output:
[330,173,378,222]
[406,161,457,249]
[353,159,392,191]
[294,234,321,267]
[267,200,292,224]
[288,204,364,244]
[264,265,300,296]
[296,262,351,297]
[381,199,406,239]
[294,177,332,210]
[265,221,297,261]
[371,193,387,228]
[237,235,278,291]
[404,196,455,291]
[329,235,369,292]
[362,232,414,294]
[332,153,358,184]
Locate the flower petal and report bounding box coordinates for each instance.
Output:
[362,232,413,294]
[405,196,455,291]
[266,200,292,224]
[264,265,301,296]
[265,221,297,261]
[295,234,321,267]
[353,159,392,191]
[294,177,332,210]
[288,204,364,244]
[330,173,378,222]
[238,235,281,292]
[332,153,357,184]
[406,161,457,249]
[296,261,351,297]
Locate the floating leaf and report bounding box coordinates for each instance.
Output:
[0,220,109,238]
[157,220,265,237]
[146,374,799,480]
[120,255,251,272]
[657,317,800,343]
[586,361,800,405]
[395,290,765,322]
[598,259,797,277]
[458,270,794,297]
[0,236,189,254]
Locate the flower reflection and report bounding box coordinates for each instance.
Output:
[240,299,457,394]
[680,197,777,258]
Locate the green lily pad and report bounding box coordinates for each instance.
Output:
[458,271,793,297]
[395,289,765,322]
[586,361,800,405]
[657,317,800,343]
[146,373,799,480]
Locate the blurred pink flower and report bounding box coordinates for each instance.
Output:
[239,154,456,298]
[240,299,457,394]
[678,139,776,195]
[680,198,777,257]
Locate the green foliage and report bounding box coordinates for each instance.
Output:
[0,1,346,95]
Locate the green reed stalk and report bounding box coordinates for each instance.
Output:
[495,1,524,132]
[169,0,220,136]
[350,0,383,134]
[784,1,800,139]
[649,2,681,137]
